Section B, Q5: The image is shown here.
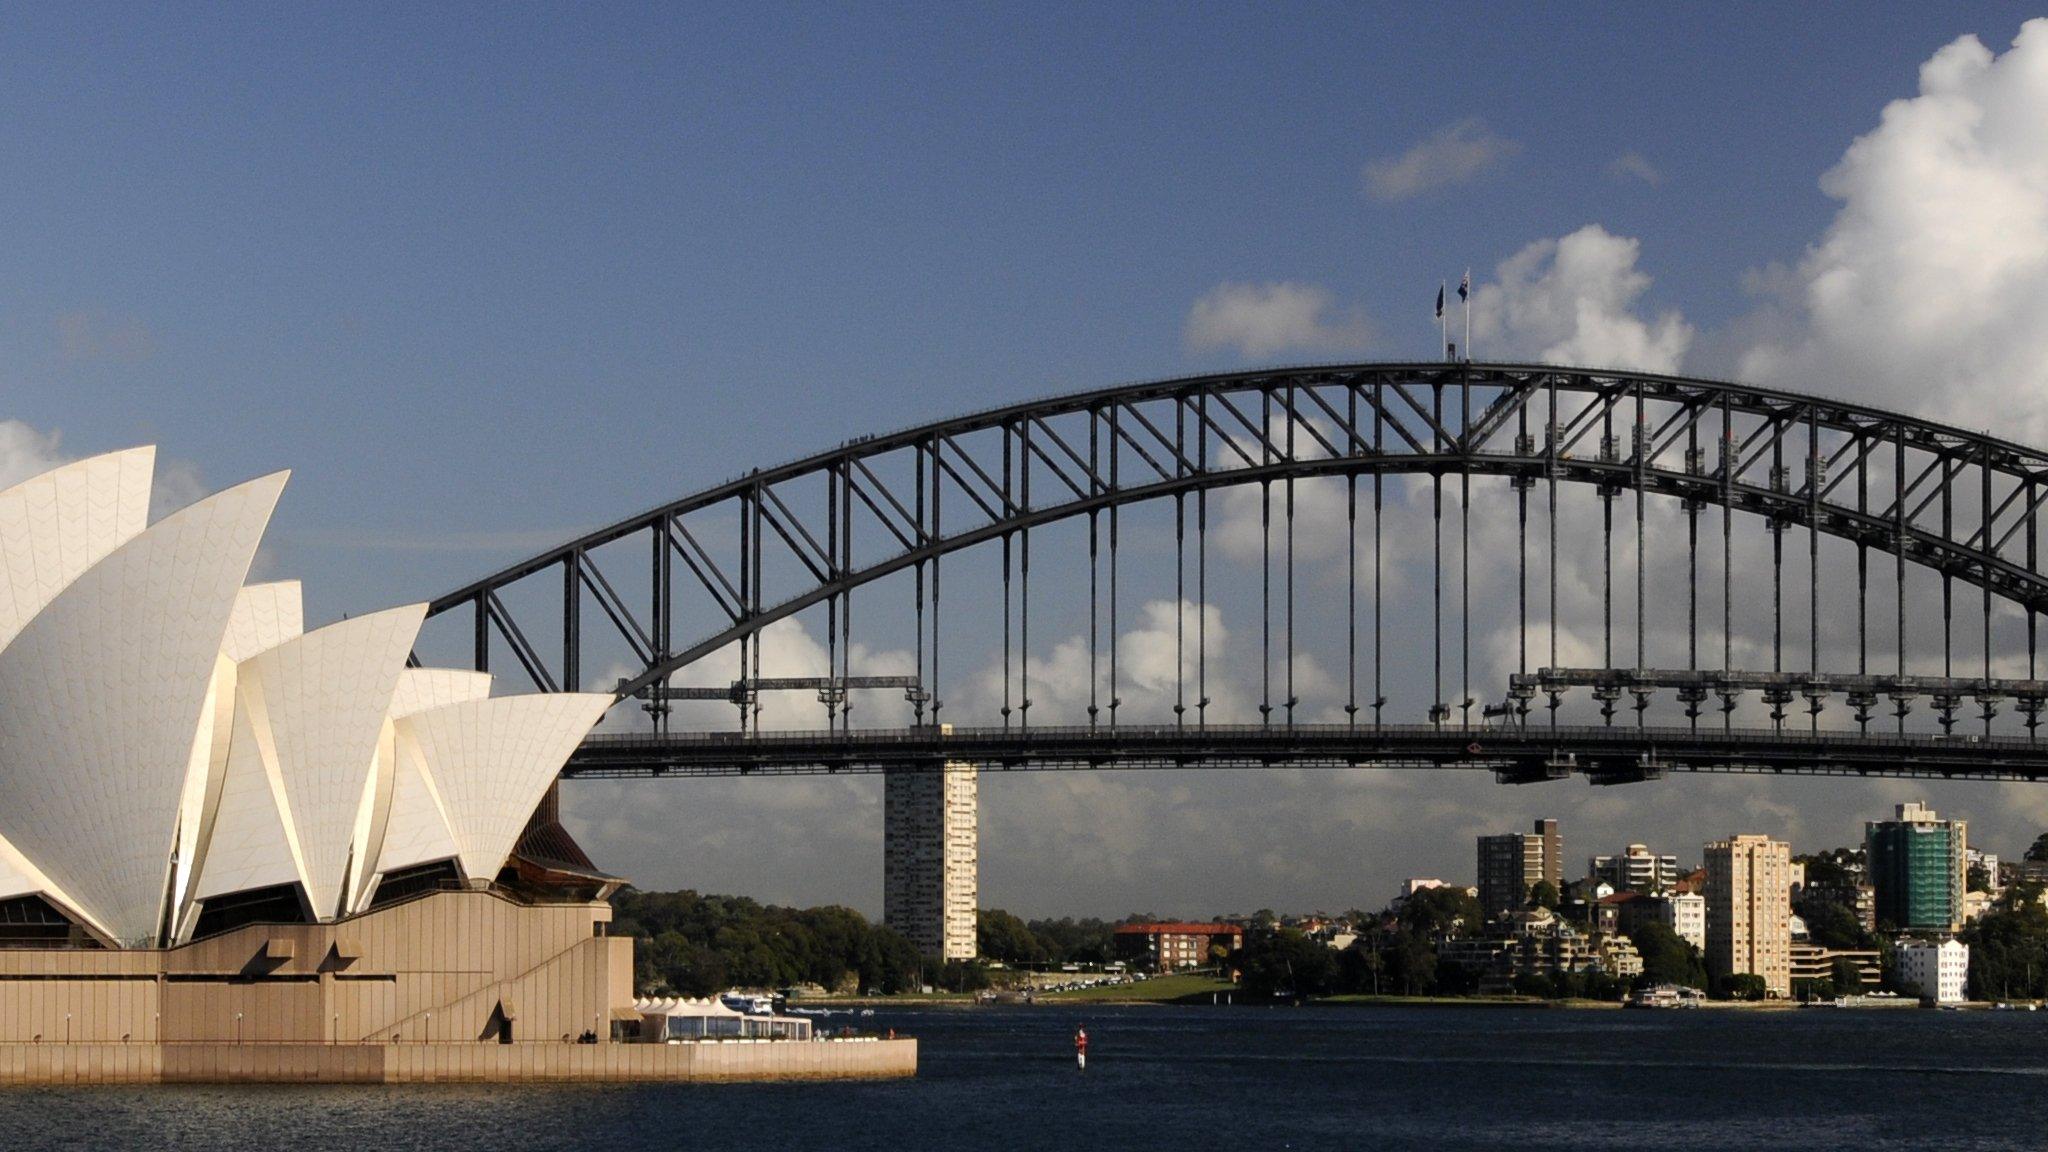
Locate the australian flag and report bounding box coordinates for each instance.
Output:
[1435,284,1445,319]
[1458,270,1470,302]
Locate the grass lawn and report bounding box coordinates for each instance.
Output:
[1317,993,1622,1009]
[1039,974,1239,1004]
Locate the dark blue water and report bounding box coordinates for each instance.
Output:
[12,1005,2048,1150]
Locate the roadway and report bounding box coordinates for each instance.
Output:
[564,723,2048,783]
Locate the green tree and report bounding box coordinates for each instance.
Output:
[1830,955,1866,995]
[1715,973,1767,1001]
[1794,851,1851,889]
[1383,932,1439,996]
[1236,927,1337,1000]
[2024,833,2048,864]
[1024,917,1116,964]
[1399,885,1482,938]
[1964,892,2048,1000]
[1795,899,1869,950]
[1631,922,1707,990]
[976,909,1047,965]
[1528,880,1560,910]
[931,959,992,993]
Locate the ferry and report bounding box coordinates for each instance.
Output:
[1625,984,1703,1009]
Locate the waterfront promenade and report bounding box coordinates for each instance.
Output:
[0,1037,916,1085]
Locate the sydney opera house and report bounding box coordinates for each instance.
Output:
[0,449,913,1083]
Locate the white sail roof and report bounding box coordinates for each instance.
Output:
[0,446,154,655]
[171,653,238,922]
[220,580,304,663]
[369,736,464,878]
[192,694,306,905]
[392,693,614,884]
[388,667,493,719]
[0,471,286,945]
[224,603,427,918]
[0,831,107,940]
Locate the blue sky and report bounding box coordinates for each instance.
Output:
[5,5,2048,914]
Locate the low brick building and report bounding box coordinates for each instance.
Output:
[1112,923,1243,973]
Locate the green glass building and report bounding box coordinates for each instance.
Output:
[1864,802,1965,933]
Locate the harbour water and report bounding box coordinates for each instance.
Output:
[12,1004,2048,1150]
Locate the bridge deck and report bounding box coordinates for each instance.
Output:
[566,723,2048,782]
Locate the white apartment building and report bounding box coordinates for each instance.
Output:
[1661,891,1706,951]
[1589,843,1682,894]
[883,761,979,960]
[1894,938,1970,1005]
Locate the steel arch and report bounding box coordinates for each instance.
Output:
[423,362,2048,728]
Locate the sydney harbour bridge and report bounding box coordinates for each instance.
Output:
[411,360,2048,953]
[418,361,2048,785]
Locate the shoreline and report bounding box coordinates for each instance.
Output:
[801,990,1995,1012]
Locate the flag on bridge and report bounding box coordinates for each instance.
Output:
[1458,270,1470,302]
[1435,283,1444,319]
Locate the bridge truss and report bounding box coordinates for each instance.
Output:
[421,362,2048,777]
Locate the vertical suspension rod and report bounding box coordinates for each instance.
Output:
[1260,388,1273,726]
[1895,425,1907,734]
[1286,382,1298,727]
[1089,409,1101,727]
[1348,381,1360,727]
[1176,396,1188,728]
[1109,403,1122,727]
[1433,379,1444,727]
[1199,393,1210,728]
[1374,378,1385,729]
[1808,412,1820,733]
[1018,422,1031,732]
[1460,369,1471,728]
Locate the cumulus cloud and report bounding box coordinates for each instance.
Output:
[0,421,69,490]
[54,310,154,364]
[606,616,918,733]
[1738,20,2048,439]
[147,455,210,525]
[1470,224,1694,372]
[1606,152,1664,186]
[1362,118,1521,201]
[1184,281,1372,358]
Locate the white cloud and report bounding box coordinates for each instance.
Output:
[654,616,918,732]
[1184,281,1372,358]
[147,454,210,525]
[54,310,153,364]
[1363,118,1521,201]
[0,421,68,490]
[1606,152,1664,186]
[0,418,213,528]
[1739,20,2048,439]
[1471,224,1693,372]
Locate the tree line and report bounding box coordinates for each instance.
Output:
[610,891,1151,995]
[612,889,926,995]
[1231,887,1710,1002]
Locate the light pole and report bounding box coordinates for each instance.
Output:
[234,1011,243,1044]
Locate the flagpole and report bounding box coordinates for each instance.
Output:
[1439,281,1447,361]
[1463,268,1472,363]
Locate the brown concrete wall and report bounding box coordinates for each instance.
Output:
[0,892,914,1084]
[0,1039,918,1084]
[0,891,628,1048]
